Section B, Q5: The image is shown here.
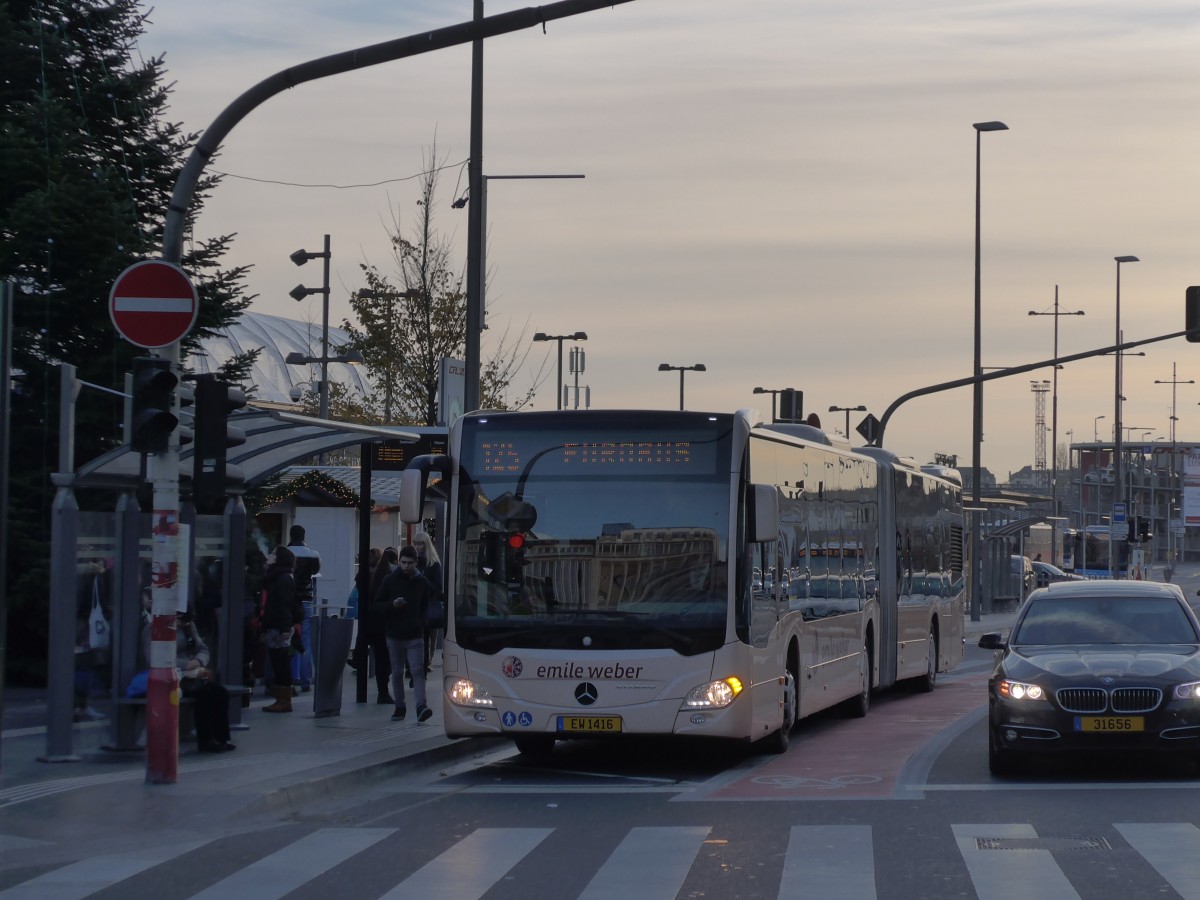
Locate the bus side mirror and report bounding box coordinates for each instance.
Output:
[748,483,779,544]
[399,454,453,524]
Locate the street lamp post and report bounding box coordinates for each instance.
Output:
[286,235,364,463]
[289,235,334,420]
[970,120,1008,622]
[460,170,585,411]
[753,387,785,423]
[1113,255,1139,573]
[1029,285,1084,565]
[533,331,587,410]
[659,363,706,410]
[1155,364,1192,565]
[1094,414,1106,442]
[828,404,866,438]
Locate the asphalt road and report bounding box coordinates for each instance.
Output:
[4,639,1196,900]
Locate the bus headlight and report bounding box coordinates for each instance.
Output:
[447,677,494,707]
[683,677,744,709]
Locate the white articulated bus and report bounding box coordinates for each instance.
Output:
[400,409,964,757]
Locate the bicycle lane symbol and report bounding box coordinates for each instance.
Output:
[751,774,883,791]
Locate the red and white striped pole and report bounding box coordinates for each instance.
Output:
[145,346,181,784]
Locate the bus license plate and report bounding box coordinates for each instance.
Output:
[1074,716,1144,733]
[556,715,622,734]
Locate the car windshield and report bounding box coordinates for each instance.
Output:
[1012,596,1200,645]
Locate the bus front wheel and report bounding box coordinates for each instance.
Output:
[765,669,797,754]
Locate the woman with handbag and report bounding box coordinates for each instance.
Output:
[413,532,444,676]
[260,545,298,713]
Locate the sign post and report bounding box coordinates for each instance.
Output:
[111,259,197,783]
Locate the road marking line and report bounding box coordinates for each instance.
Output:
[953,824,1079,900]
[1116,823,1200,900]
[781,825,875,899]
[578,826,711,900]
[188,828,395,900]
[378,827,552,900]
[0,839,210,900]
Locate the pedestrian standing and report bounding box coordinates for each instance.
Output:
[412,531,444,675]
[373,546,433,722]
[261,545,299,713]
[288,524,320,692]
[366,547,397,704]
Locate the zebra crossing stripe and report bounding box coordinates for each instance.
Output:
[578,826,712,900]
[0,839,211,900]
[1115,823,1200,900]
[780,825,875,899]
[952,824,1079,900]
[187,828,396,900]
[377,827,553,900]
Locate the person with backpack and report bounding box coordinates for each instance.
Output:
[260,545,301,713]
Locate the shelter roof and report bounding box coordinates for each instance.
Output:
[74,409,422,491]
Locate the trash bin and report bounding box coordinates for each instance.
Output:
[312,604,354,718]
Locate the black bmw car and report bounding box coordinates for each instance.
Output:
[978,580,1200,775]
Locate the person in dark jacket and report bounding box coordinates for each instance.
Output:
[413,531,444,677]
[364,547,397,704]
[373,545,433,722]
[260,545,298,713]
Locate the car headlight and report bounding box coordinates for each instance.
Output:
[1172,681,1200,701]
[683,677,744,709]
[447,677,494,707]
[996,679,1047,702]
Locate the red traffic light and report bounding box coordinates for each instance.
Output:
[507,533,526,550]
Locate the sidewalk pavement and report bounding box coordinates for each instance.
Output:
[0,658,506,839]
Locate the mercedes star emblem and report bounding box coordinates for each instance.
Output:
[574,682,598,706]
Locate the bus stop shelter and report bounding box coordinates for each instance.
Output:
[43,408,419,761]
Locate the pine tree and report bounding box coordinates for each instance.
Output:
[0,0,253,682]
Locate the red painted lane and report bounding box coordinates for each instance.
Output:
[709,675,991,800]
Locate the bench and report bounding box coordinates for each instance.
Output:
[107,685,253,751]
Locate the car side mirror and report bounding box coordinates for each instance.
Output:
[978,632,1006,650]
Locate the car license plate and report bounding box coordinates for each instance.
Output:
[556,715,622,734]
[1074,716,1144,733]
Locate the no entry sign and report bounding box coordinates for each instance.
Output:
[109,260,199,348]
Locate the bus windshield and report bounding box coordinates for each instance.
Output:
[452,413,734,654]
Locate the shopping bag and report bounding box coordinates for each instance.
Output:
[89,583,111,651]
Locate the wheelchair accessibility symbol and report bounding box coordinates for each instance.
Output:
[518,711,533,726]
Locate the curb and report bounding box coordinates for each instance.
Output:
[249,734,510,813]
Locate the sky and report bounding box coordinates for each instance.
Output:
[142,0,1199,479]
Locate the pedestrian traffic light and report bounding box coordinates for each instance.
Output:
[192,374,247,511]
[130,357,179,454]
[1186,286,1200,343]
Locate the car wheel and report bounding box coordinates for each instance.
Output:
[988,732,1023,777]
[913,628,938,693]
[514,735,555,761]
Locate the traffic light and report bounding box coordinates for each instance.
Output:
[130,357,179,454]
[504,532,528,589]
[192,374,247,510]
[1186,286,1200,343]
